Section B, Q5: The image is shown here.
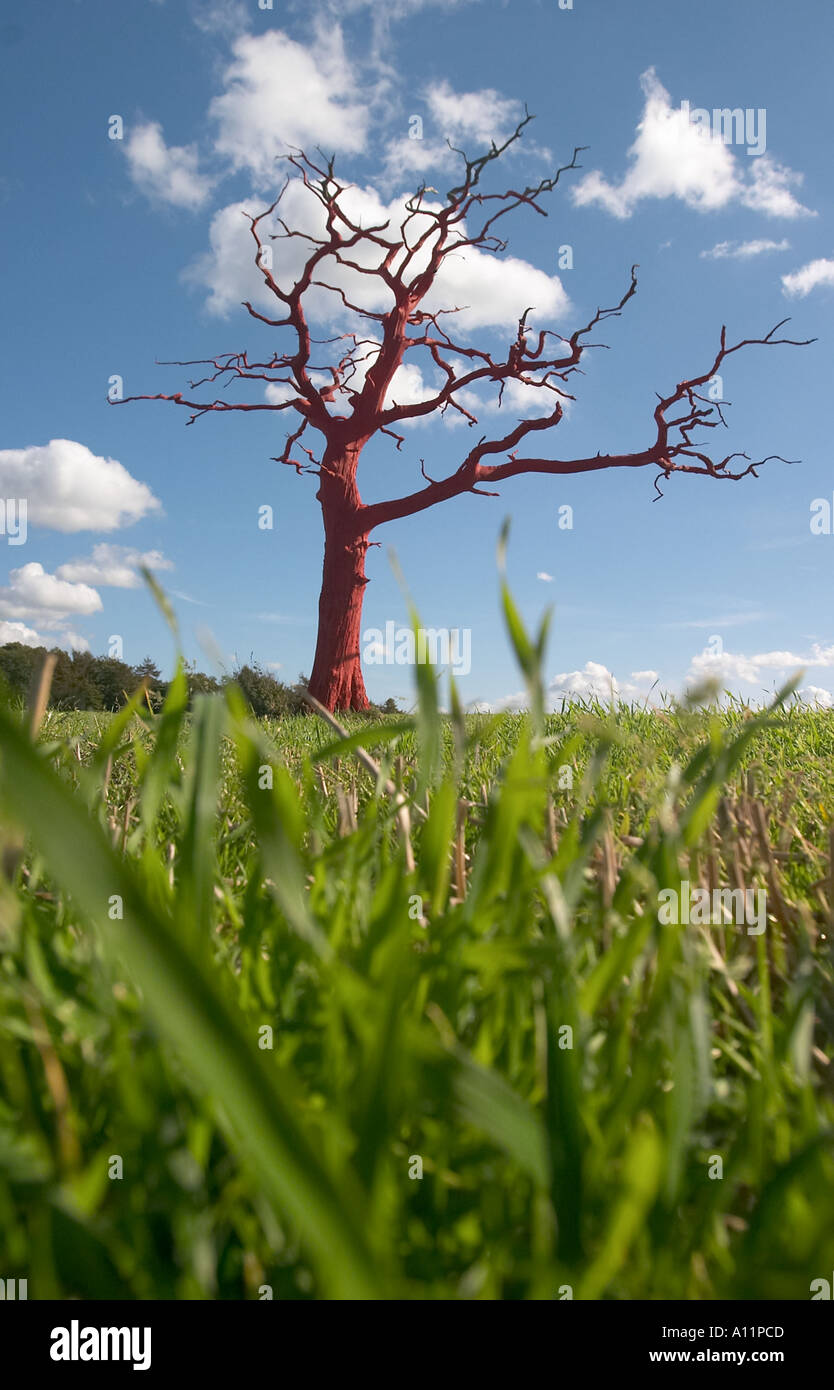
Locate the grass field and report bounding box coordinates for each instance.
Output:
[1,592,833,1300]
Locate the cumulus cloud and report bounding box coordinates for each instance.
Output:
[55,544,173,588]
[425,241,569,332]
[572,69,811,220]
[427,80,520,145]
[130,28,563,339]
[183,198,273,316]
[547,662,657,703]
[124,121,216,209]
[489,640,834,712]
[0,563,102,625]
[0,618,89,652]
[0,618,45,647]
[0,440,160,532]
[496,663,658,710]
[189,179,570,333]
[782,256,834,298]
[1,546,175,653]
[801,685,834,707]
[687,641,834,687]
[537,571,554,582]
[265,338,436,417]
[209,29,370,186]
[383,80,532,179]
[742,156,810,218]
[701,238,790,260]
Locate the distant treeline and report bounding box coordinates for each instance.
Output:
[0,643,399,718]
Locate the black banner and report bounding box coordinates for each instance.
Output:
[1,1298,827,1378]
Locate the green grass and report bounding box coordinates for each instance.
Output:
[1,601,833,1299]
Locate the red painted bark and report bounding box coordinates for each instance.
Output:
[307,446,371,709]
[308,522,370,711]
[120,131,812,710]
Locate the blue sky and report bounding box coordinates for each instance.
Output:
[1,0,832,707]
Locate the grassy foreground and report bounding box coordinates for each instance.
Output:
[0,597,833,1299]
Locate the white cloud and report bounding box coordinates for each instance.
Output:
[547,661,657,703]
[383,359,437,409]
[209,29,370,186]
[741,156,810,218]
[124,121,216,209]
[0,618,45,646]
[537,571,554,583]
[701,238,790,260]
[426,80,520,145]
[190,179,570,333]
[487,641,834,713]
[0,563,102,625]
[384,80,529,179]
[55,544,173,589]
[190,0,251,37]
[0,618,90,652]
[572,69,811,220]
[782,256,834,298]
[382,135,446,181]
[0,560,99,653]
[572,70,736,218]
[687,640,834,687]
[0,440,160,532]
[424,242,569,332]
[496,663,658,709]
[184,198,274,316]
[265,339,436,417]
[487,375,569,417]
[801,685,834,707]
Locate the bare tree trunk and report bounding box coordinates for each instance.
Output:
[308,465,371,710]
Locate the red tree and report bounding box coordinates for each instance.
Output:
[120,117,810,709]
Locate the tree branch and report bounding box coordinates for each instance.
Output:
[361,318,814,530]
[118,124,814,526]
